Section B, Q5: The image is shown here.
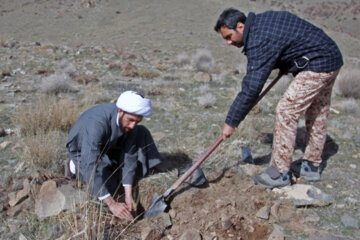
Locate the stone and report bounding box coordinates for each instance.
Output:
[179,228,202,240]
[0,127,6,137]
[240,164,261,177]
[140,226,163,240]
[19,233,28,240]
[194,72,211,83]
[57,184,86,211]
[8,179,30,207]
[341,215,359,229]
[272,184,333,207]
[7,198,32,217]
[35,180,65,219]
[304,212,320,223]
[168,209,176,219]
[256,206,270,220]
[0,141,11,150]
[268,227,285,240]
[221,213,233,230]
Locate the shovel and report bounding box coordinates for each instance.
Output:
[143,73,283,219]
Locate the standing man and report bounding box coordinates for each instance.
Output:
[214,8,343,188]
[66,91,162,218]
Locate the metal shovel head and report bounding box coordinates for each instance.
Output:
[143,192,167,219]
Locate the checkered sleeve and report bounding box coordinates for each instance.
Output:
[225,39,281,127]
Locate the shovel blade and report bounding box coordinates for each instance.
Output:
[143,192,168,219]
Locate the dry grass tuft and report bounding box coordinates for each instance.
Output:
[40,72,74,94]
[13,95,79,136]
[197,93,216,108]
[176,52,190,65]
[56,60,76,75]
[17,131,65,170]
[191,49,215,73]
[335,68,360,99]
[138,69,160,79]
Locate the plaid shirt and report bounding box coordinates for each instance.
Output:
[226,11,343,127]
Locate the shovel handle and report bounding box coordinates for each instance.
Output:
[169,136,223,191]
[167,73,283,193]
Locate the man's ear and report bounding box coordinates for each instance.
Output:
[118,109,124,116]
[236,22,245,33]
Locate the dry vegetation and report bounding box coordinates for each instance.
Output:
[335,68,360,99]
[1,0,360,239]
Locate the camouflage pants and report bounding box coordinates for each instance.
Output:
[270,70,340,173]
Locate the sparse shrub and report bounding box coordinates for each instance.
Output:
[56,60,76,75]
[191,49,215,73]
[176,52,190,65]
[335,69,360,99]
[273,75,292,94]
[40,72,73,94]
[155,64,169,71]
[137,69,160,79]
[122,69,139,77]
[17,130,65,170]
[13,95,79,136]
[199,84,210,94]
[197,93,216,108]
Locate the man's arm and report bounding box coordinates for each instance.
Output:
[224,39,281,134]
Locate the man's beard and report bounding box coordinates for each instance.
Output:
[233,41,244,48]
[119,115,132,133]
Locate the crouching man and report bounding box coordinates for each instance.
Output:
[66,91,162,219]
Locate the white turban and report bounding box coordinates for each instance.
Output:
[116,91,152,117]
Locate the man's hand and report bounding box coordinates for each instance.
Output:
[103,196,133,219]
[222,123,235,140]
[124,185,137,213]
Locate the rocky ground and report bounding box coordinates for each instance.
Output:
[0,0,360,239]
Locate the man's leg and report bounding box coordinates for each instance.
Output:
[270,71,339,172]
[255,70,339,188]
[303,70,339,167]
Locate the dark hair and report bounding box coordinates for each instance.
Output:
[214,8,247,32]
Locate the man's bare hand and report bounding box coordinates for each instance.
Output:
[103,196,133,219]
[222,123,235,140]
[124,185,137,212]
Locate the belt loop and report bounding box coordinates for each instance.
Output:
[294,56,309,69]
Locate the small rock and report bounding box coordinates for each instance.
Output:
[0,127,6,137]
[35,180,65,219]
[304,212,320,223]
[141,226,163,240]
[349,164,356,169]
[270,201,281,219]
[0,141,11,150]
[256,206,270,220]
[341,215,359,229]
[221,213,233,230]
[7,198,32,217]
[57,184,86,211]
[8,179,30,207]
[272,184,333,207]
[240,164,260,177]
[179,228,202,240]
[268,227,285,240]
[168,209,176,219]
[194,72,211,83]
[19,233,28,240]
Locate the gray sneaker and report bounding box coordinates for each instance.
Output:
[300,160,320,182]
[253,165,291,189]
